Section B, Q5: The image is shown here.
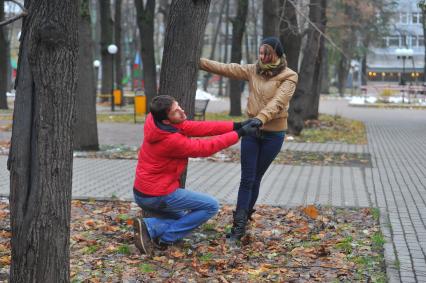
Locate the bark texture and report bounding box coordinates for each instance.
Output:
[8,0,78,281]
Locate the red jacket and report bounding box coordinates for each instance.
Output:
[133,114,239,196]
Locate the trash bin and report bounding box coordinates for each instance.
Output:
[134,94,146,114]
[114,89,122,106]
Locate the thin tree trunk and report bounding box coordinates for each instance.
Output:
[304,0,326,119]
[320,44,329,94]
[279,0,301,72]
[251,0,258,55]
[218,0,230,97]
[262,0,279,37]
[337,55,349,97]
[114,0,123,99]
[288,0,326,134]
[202,0,226,91]
[135,0,157,113]
[8,0,78,281]
[361,53,367,85]
[159,0,211,187]
[100,0,114,99]
[74,0,99,151]
[229,0,249,116]
[0,0,8,109]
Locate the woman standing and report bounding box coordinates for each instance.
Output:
[200,37,298,240]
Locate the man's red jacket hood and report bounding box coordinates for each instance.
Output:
[133,114,239,196]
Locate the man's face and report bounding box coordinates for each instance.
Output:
[165,101,187,124]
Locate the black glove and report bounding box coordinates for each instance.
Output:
[248,118,263,128]
[236,122,259,137]
[233,118,263,130]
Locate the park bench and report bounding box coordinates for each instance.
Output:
[194,99,210,120]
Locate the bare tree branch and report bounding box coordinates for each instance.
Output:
[0,0,27,27]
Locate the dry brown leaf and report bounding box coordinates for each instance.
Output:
[0,230,11,238]
[0,255,11,266]
[170,249,185,258]
[303,205,319,219]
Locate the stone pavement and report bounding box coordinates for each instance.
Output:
[1,98,426,282]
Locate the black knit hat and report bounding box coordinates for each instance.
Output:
[261,37,284,57]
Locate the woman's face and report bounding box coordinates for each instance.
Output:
[259,45,276,64]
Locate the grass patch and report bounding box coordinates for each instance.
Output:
[372,232,386,249]
[294,114,367,144]
[96,113,139,123]
[336,236,353,254]
[371,208,380,222]
[139,263,155,273]
[205,111,247,121]
[199,252,213,262]
[83,245,99,255]
[117,244,131,255]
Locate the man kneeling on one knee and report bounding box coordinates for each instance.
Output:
[132,95,260,255]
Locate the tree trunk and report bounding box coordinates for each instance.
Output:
[7,0,78,281]
[337,55,349,97]
[218,0,230,97]
[229,0,248,116]
[320,44,329,94]
[100,0,114,99]
[74,0,99,151]
[304,0,326,119]
[288,0,326,134]
[263,0,279,37]
[0,0,8,109]
[279,0,301,72]
[361,53,367,85]
[114,0,123,99]
[135,0,157,113]
[159,0,211,187]
[202,0,226,91]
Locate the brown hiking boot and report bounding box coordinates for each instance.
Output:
[133,218,154,256]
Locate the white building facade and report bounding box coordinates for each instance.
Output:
[367,0,425,84]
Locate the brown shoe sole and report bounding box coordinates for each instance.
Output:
[133,218,153,256]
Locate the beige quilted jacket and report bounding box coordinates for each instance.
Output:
[200,58,298,131]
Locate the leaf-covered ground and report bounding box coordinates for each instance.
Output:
[71,145,372,168]
[0,198,386,282]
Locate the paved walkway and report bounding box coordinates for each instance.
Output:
[1,98,426,282]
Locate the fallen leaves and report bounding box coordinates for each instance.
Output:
[0,199,385,282]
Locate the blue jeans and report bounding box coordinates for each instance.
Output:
[236,131,285,212]
[134,189,219,243]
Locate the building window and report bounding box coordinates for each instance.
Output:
[411,36,418,47]
[412,12,420,24]
[380,37,387,47]
[388,36,399,47]
[400,12,408,24]
[419,36,425,47]
[401,35,408,47]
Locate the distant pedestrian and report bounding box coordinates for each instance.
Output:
[200,37,298,240]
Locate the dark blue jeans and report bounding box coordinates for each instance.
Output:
[236,131,285,212]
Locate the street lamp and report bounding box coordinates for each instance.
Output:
[107,44,118,111]
[93,60,100,97]
[395,48,413,86]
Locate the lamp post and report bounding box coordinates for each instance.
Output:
[93,60,100,97]
[395,48,413,86]
[107,44,118,111]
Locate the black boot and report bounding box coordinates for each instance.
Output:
[248,209,256,221]
[227,208,248,240]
